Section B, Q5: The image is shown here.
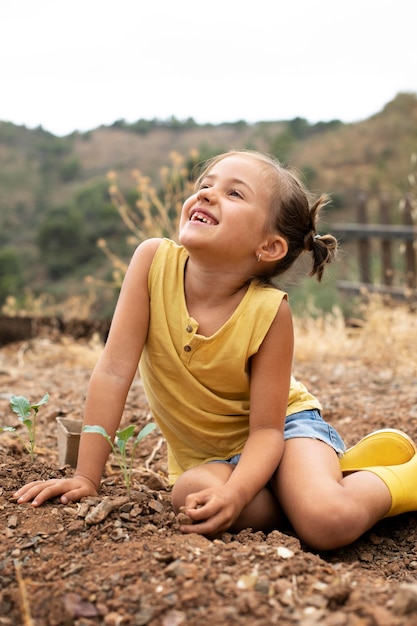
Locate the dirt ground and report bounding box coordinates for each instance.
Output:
[1,304,417,626]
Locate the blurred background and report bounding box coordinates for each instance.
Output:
[1,0,416,321]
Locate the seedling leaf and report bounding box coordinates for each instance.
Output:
[32,393,50,411]
[10,396,32,419]
[4,393,49,460]
[83,425,111,441]
[116,425,136,442]
[82,421,157,495]
[135,422,156,444]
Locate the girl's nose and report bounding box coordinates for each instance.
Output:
[197,187,214,203]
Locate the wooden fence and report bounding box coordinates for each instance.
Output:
[330,193,417,301]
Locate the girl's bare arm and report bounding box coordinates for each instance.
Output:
[13,238,162,506]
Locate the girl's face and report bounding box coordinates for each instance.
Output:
[179,155,272,263]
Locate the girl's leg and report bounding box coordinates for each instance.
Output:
[271,438,391,551]
[171,462,287,533]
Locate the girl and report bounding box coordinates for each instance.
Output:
[14,150,417,550]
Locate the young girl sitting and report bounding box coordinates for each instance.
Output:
[14,150,417,550]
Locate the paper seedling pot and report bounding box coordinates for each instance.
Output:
[56,416,82,467]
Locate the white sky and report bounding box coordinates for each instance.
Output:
[2,0,416,136]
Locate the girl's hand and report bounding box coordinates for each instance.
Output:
[179,487,243,536]
[12,475,98,507]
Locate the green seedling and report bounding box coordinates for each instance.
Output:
[1,393,49,460]
[83,422,156,496]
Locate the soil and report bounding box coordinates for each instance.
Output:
[1,307,417,626]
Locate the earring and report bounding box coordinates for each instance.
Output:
[256,253,262,262]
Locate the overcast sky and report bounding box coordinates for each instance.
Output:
[2,0,416,136]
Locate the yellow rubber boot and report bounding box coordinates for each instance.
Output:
[340,429,416,473]
[364,455,417,517]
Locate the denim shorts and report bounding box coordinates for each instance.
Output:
[212,409,346,466]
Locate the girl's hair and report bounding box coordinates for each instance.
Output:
[195,150,338,282]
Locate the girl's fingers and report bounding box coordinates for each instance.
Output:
[13,481,41,498]
[184,489,214,512]
[15,483,57,506]
[13,478,93,507]
[13,481,49,503]
[180,512,227,536]
[185,503,211,521]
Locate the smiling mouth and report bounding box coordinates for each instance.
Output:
[190,210,218,225]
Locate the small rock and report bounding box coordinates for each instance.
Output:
[144,474,168,490]
[276,546,294,559]
[63,592,98,618]
[7,515,18,529]
[148,499,164,513]
[162,609,186,626]
[103,611,128,625]
[63,506,77,516]
[176,507,193,526]
[66,520,85,534]
[358,550,374,562]
[392,583,417,616]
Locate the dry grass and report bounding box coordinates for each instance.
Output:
[294,298,417,377]
[2,291,99,320]
[2,299,415,382]
[0,334,103,375]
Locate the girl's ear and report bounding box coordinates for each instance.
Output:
[258,235,288,263]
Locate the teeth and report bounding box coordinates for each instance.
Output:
[191,211,214,224]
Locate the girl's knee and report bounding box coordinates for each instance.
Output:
[171,463,233,512]
[171,480,184,513]
[171,469,199,512]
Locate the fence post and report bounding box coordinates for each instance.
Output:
[402,195,416,288]
[379,193,393,286]
[357,192,371,283]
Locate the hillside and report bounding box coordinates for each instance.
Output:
[1,92,416,317]
[293,94,417,200]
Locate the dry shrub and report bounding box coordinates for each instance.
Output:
[2,290,98,320]
[97,151,196,288]
[2,152,197,318]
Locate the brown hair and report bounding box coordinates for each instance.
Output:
[195,150,338,282]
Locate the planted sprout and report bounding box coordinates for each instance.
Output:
[0,393,50,460]
[83,422,156,496]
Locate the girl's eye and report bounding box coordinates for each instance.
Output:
[230,189,243,198]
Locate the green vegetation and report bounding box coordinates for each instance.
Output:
[0,92,415,317]
[0,247,24,303]
[36,181,130,282]
[83,423,157,496]
[0,394,49,460]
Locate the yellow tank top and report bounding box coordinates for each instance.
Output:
[139,239,321,483]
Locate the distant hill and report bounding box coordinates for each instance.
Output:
[0,92,416,317]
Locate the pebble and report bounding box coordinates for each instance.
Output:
[7,514,18,528]
[392,583,417,616]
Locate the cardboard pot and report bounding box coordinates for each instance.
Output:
[56,416,82,467]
